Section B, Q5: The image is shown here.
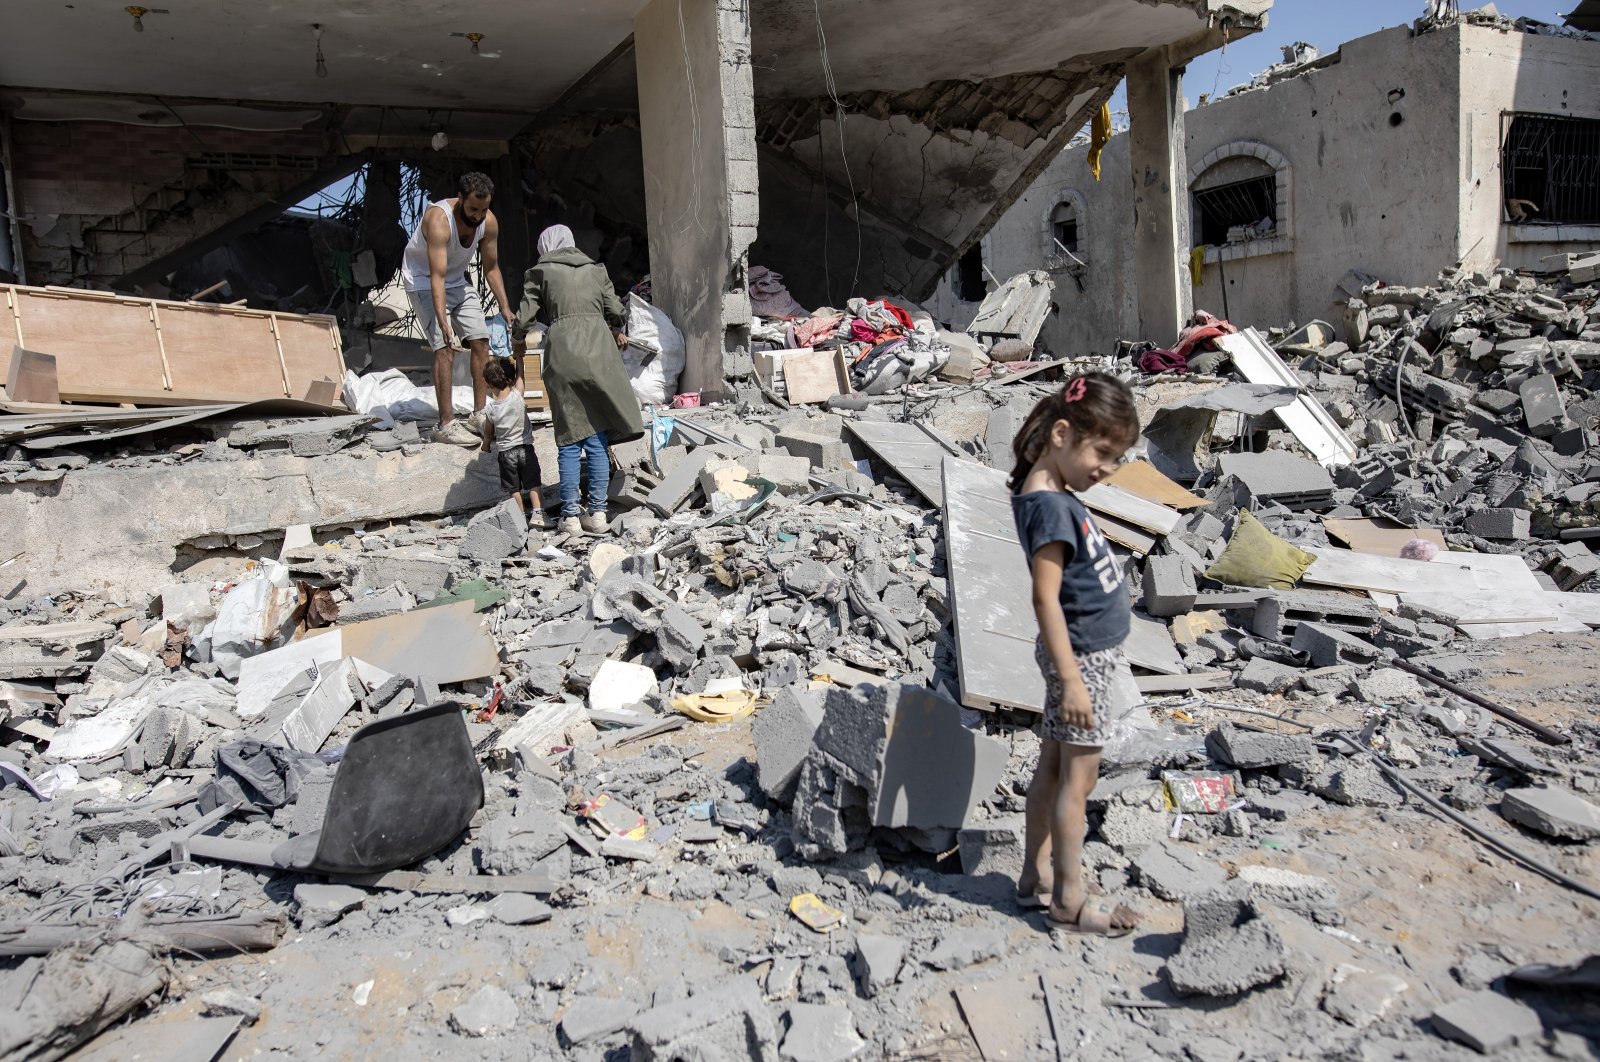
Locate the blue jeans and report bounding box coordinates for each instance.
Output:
[558,431,610,516]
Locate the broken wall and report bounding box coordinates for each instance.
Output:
[936,22,1600,355]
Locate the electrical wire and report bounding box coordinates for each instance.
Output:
[813,0,860,296]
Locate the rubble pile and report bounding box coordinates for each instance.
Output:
[0,260,1598,1058]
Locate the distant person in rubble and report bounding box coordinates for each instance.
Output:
[512,224,643,536]
[399,171,514,447]
[1010,373,1144,936]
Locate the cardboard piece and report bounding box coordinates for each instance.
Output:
[1324,517,1448,558]
[782,348,850,405]
[6,347,59,405]
[1103,459,1208,509]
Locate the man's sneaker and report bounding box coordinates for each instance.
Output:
[430,421,480,447]
[557,515,583,536]
[580,511,610,534]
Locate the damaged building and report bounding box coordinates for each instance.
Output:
[1,0,1266,394]
[3,2,1600,1061]
[931,9,1600,356]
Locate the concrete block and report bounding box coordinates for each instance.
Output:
[1098,801,1169,853]
[645,446,734,515]
[1234,658,1301,695]
[776,430,848,469]
[1463,507,1530,541]
[779,1004,866,1062]
[736,452,812,493]
[293,882,367,929]
[1312,759,1405,808]
[1133,841,1227,900]
[1290,621,1382,668]
[1500,786,1600,840]
[1323,967,1409,1029]
[853,934,904,998]
[655,606,707,673]
[1352,667,1425,704]
[560,998,639,1046]
[752,687,825,802]
[1236,865,1336,910]
[628,976,779,1062]
[700,459,757,502]
[1205,722,1316,768]
[459,521,522,562]
[1431,990,1543,1053]
[450,985,519,1038]
[1300,665,1357,696]
[1142,555,1198,617]
[1519,373,1568,437]
[923,928,1008,971]
[1166,886,1288,997]
[356,550,455,599]
[956,816,1024,878]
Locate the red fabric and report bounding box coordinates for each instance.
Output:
[1172,312,1239,359]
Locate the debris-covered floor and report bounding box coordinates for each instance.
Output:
[3,259,1600,1060]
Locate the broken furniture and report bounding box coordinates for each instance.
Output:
[1,284,346,406]
[187,703,484,876]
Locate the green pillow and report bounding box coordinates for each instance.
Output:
[1203,510,1316,590]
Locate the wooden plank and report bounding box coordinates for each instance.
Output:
[5,347,58,404]
[275,313,346,400]
[1080,482,1181,536]
[1325,517,1447,558]
[845,420,956,505]
[1102,459,1208,509]
[1091,510,1157,555]
[783,348,848,404]
[943,457,1045,713]
[1302,547,1541,595]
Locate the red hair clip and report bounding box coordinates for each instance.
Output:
[1063,378,1087,402]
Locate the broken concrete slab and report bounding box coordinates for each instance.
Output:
[1133,841,1228,900]
[1431,989,1543,1053]
[752,687,825,803]
[1205,722,1317,768]
[561,997,640,1046]
[450,985,519,1038]
[1166,886,1288,998]
[1500,786,1600,841]
[780,1003,866,1062]
[853,934,905,999]
[628,976,779,1062]
[293,883,367,930]
[924,928,1008,971]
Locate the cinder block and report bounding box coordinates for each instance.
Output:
[1142,555,1198,617]
[1290,621,1382,668]
[1463,507,1530,541]
[776,430,848,470]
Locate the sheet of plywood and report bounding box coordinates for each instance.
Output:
[275,313,345,401]
[845,421,955,505]
[1103,459,1208,509]
[158,304,287,400]
[1325,517,1448,558]
[0,284,345,406]
[1092,511,1158,555]
[943,457,1045,713]
[1302,547,1541,595]
[783,348,848,404]
[3,289,167,395]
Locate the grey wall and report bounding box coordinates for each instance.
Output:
[931,23,1600,356]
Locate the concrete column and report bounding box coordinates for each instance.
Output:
[1126,47,1192,345]
[635,0,757,401]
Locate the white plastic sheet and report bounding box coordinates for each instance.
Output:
[209,561,300,681]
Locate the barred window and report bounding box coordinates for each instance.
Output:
[1501,113,1600,226]
[1193,174,1277,246]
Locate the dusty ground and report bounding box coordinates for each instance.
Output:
[132,630,1600,1061]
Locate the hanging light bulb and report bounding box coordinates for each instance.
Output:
[468,33,483,56]
[313,23,328,78]
[127,5,148,32]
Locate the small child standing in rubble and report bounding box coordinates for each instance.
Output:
[1011,372,1143,936]
[480,357,547,527]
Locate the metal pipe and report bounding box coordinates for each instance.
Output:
[1388,655,1569,746]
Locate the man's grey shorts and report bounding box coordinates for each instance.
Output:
[407,285,490,352]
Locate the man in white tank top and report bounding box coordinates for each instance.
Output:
[400,172,514,446]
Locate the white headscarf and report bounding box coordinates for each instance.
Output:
[537,224,576,258]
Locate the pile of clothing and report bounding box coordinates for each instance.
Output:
[747,267,954,395]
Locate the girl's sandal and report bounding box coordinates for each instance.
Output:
[1045,896,1139,937]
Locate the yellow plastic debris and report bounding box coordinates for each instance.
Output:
[672,689,757,722]
[788,893,846,934]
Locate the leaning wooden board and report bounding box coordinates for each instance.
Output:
[0,284,345,405]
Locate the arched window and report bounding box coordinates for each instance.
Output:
[1188,141,1291,261]
[1041,187,1088,271]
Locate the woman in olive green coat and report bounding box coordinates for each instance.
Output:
[513,225,643,535]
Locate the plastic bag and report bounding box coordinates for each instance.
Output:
[210,561,300,681]
[621,293,686,405]
[341,368,474,429]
